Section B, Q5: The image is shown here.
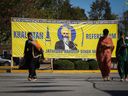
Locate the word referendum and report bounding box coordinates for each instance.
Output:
[86,33,117,39]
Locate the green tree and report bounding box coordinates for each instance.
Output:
[59,0,72,19]
[89,0,117,20]
[0,0,20,42]
[71,7,87,20]
[122,10,128,32]
[0,0,87,42]
[110,14,119,20]
[103,0,111,19]
[0,0,38,42]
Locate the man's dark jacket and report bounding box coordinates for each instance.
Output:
[55,40,77,50]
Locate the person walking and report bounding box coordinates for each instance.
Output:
[24,32,44,81]
[116,32,128,81]
[96,29,114,81]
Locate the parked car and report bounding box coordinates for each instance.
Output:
[0,56,11,66]
[0,53,11,60]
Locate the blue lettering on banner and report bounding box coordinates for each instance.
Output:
[13,31,44,39]
[86,33,117,39]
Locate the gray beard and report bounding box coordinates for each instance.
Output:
[63,37,69,43]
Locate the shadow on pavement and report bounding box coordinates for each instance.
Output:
[87,77,128,96]
[104,90,128,96]
[21,81,56,83]
[9,85,79,88]
[0,90,73,93]
[87,77,121,82]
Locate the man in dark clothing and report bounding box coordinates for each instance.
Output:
[55,40,77,50]
[24,32,37,81]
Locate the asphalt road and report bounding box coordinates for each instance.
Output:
[0,73,128,96]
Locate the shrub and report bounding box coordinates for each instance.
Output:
[67,59,82,63]
[87,59,99,70]
[53,59,75,70]
[74,60,89,70]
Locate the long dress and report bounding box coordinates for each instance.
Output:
[96,36,114,78]
[116,37,128,79]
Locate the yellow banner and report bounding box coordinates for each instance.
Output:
[11,18,118,58]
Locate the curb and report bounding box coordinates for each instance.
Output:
[7,70,118,73]
[0,66,118,73]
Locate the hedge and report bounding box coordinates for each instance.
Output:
[74,60,89,70]
[87,59,99,70]
[53,59,99,70]
[67,59,82,63]
[53,59,74,70]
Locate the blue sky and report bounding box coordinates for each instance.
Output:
[70,0,128,17]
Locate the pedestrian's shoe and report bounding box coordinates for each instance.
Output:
[107,77,111,81]
[31,78,37,81]
[103,77,107,81]
[125,78,128,81]
[31,77,37,81]
[120,78,124,82]
[28,78,32,81]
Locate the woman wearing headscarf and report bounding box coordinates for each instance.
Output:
[96,29,114,81]
[116,32,128,81]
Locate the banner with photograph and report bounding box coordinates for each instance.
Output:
[11,18,118,58]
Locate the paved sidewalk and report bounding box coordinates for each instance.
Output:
[0,73,128,96]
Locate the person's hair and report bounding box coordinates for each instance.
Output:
[120,32,124,36]
[103,29,109,36]
[27,32,32,37]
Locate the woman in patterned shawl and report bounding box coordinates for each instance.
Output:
[96,29,114,81]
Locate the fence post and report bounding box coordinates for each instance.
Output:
[51,58,53,71]
[10,57,13,73]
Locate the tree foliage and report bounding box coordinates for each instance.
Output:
[89,0,117,20]
[122,10,128,32]
[0,0,87,42]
